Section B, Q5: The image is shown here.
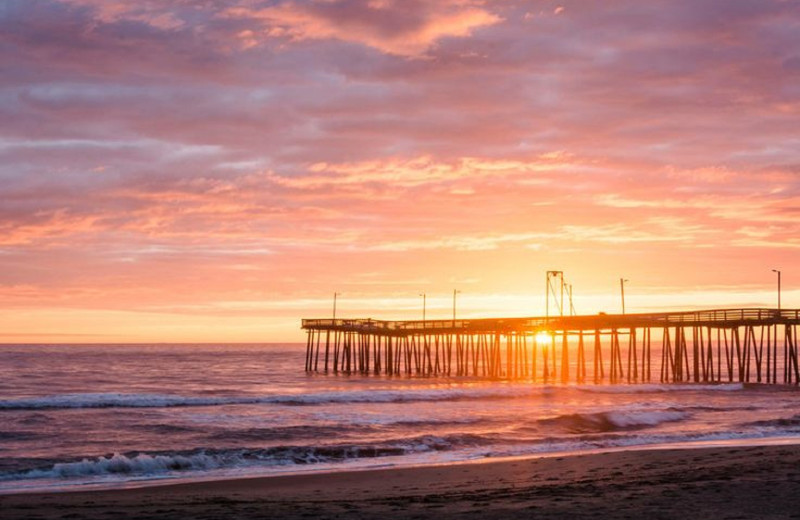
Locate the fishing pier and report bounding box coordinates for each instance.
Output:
[302,308,800,385]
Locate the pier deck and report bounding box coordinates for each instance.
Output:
[302,308,800,384]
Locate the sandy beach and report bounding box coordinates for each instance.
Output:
[3,444,800,519]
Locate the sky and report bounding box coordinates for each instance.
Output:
[1,0,799,342]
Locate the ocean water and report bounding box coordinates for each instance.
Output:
[1,343,799,494]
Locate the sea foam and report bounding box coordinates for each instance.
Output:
[533,410,690,434]
[5,434,470,481]
[0,383,745,411]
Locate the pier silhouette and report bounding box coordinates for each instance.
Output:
[302,308,800,384]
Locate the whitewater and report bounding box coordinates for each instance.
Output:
[1,344,800,494]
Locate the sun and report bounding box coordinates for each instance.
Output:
[535,331,553,346]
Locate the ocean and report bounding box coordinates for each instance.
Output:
[1,343,799,494]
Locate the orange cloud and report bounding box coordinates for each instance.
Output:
[267,153,576,190]
[224,0,502,56]
[0,210,102,246]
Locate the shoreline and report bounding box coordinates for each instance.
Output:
[3,443,800,519]
[3,434,800,497]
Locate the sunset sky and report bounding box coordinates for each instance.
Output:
[2,0,799,342]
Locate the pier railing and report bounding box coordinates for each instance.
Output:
[303,308,800,334]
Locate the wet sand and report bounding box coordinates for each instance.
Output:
[3,444,800,519]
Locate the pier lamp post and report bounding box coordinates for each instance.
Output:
[453,289,461,323]
[772,270,781,311]
[332,292,341,321]
[568,283,576,316]
[546,271,564,319]
[420,293,426,322]
[620,278,629,315]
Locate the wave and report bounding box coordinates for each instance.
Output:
[740,414,800,429]
[0,393,261,410]
[0,383,745,411]
[535,410,689,434]
[575,383,744,394]
[209,418,484,443]
[0,431,44,441]
[475,429,800,461]
[666,405,759,413]
[0,388,545,410]
[20,452,223,479]
[206,424,376,442]
[131,424,202,435]
[4,434,483,482]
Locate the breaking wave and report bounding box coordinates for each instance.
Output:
[3,434,480,481]
[536,410,690,433]
[740,414,800,430]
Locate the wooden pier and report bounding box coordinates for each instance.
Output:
[302,308,800,384]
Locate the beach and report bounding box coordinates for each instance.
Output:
[3,444,800,519]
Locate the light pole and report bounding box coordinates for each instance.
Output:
[568,283,576,316]
[420,293,426,322]
[546,271,564,319]
[453,289,461,322]
[620,278,629,314]
[332,292,341,321]
[772,269,781,310]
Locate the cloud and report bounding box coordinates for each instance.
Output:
[56,0,186,29]
[2,0,800,340]
[222,0,502,56]
[0,210,102,246]
[266,153,575,190]
[367,216,716,252]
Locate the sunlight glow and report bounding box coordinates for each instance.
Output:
[535,331,553,346]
